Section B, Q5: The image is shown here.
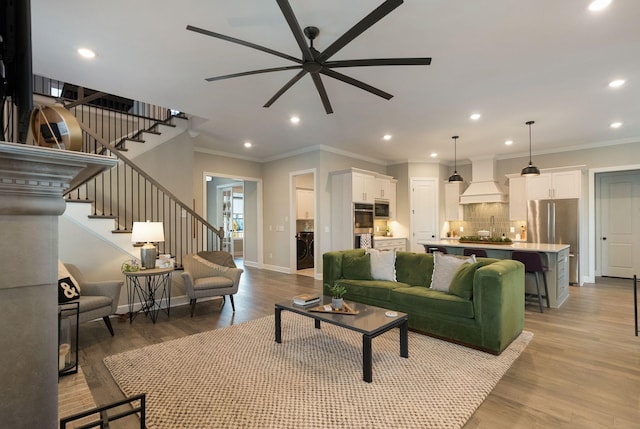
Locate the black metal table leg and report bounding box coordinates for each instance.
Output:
[275,307,282,343]
[400,319,409,358]
[362,335,373,383]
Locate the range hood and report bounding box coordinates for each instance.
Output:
[459,158,508,204]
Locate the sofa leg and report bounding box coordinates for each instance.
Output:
[190,299,197,317]
[103,316,115,336]
[229,295,235,312]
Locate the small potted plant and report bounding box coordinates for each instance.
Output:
[329,283,347,310]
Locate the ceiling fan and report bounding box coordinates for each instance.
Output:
[186,0,431,114]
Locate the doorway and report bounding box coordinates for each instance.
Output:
[290,170,316,277]
[204,174,262,268]
[410,178,438,252]
[596,170,640,278]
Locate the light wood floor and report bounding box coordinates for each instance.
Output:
[72,265,640,428]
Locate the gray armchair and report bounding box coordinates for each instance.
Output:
[181,253,243,316]
[64,264,123,336]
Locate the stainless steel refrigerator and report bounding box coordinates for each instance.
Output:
[527,199,579,284]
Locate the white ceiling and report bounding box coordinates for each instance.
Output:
[31,0,640,164]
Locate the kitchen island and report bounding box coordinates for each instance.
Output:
[418,240,570,308]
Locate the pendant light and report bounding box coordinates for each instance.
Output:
[448,135,463,182]
[521,120,540,176]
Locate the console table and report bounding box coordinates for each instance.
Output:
[124,267,173,323]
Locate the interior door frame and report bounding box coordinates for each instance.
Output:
[589,163,640,281]
[202,171,263,268]
[289,168,317,276]
[409,177,439,253]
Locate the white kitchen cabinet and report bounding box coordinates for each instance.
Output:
[331,169,397,250]
[509,176,527,220]
[352,171,377,203]
[444,182,464,221]
[527,170,581,200]
[375,177,391,200]
[374,237,407,252]
[388,180,397,220]
[296,189,314,219]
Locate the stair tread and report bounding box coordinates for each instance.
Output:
[88,214,116,219]
[65,199,94,204]
[123,137,145,143]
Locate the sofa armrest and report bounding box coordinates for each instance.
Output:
[473,260,525,352]
[322,251,345,294]
[181,272,196,296]
[81,280,124,314]
[221,268,243,293]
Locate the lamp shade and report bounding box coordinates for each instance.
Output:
[131,221,165,243]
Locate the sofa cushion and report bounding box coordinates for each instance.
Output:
[391,287,475,319]
[395,252,434,286]
[77,295,112,313]
[194,276,234,291]
[342,252,372,280]
[449,258,499,300]
[367,248,396,281]
[340,279,409,301]
[431,253,475,293]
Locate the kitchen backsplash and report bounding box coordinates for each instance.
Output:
[296,220,314,232]
[448,203,526,239]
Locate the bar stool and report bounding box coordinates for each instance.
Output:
[427,246,447,254]
[511,251,550,313]
[463,248,487,257]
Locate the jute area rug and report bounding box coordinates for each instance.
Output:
[104,313,532,429]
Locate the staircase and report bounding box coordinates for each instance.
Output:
[39,82,223,268]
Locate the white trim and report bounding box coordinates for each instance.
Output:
[202,171,263,266]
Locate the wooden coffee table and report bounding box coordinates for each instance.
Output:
[275,297,408,383]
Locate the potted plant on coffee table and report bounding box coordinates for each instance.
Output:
[329,283,347,310]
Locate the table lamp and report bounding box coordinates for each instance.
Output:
[131,221,165,269]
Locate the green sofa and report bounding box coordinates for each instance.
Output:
[323,249,525,354]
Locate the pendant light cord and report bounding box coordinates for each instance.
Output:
[526,120,534,164]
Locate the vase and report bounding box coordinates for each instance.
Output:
[332,297,343,310]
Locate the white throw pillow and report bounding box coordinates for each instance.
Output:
[366,248,396,281]
[430,252,476,293]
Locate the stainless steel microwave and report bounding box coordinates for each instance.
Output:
[374,200,390,218]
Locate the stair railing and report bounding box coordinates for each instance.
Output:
[63,109,222,268]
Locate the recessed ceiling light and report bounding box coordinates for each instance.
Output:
[244,141,252,148]
[290,115,300,124]
[430,152,437,158]
[504,140,513,146]
[588,0,612,12]
[469,113,481,121]
[610,122,622,129]
[383,134,392,141]
[608,79,625,88]
[77,48,96,59]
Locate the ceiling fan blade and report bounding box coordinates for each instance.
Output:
[324,57,432,68]
[205,66,302,82]
[276,0,314,62]
[186,24,302,64]
[317,0,403,62]
[264,69,308,108]
[320,68,393,100]
[310,73,334,114]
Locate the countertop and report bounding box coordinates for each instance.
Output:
[418,239,569,253]
[373,236,407,241]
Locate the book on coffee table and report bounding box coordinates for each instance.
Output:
[292,293,320,306]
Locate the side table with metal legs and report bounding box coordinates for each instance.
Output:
[124,267,173,324]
